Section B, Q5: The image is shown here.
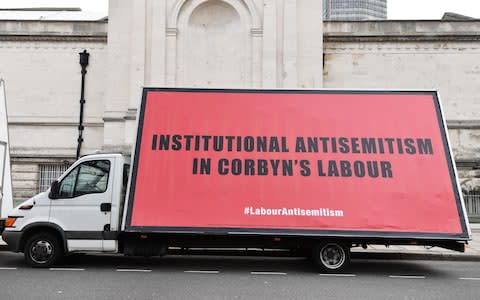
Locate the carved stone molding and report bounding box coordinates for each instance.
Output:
[325,34,480,43]
[324,42,480,52]
[0,34,107,43]
[251,28,263,36]
[8,121,104,127]
[447,120,480,130]
[166,28,178,37]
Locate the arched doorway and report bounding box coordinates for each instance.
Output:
[176,0,252,87]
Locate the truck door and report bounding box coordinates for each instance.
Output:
[49,159,113,251]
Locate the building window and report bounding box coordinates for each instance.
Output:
[38,164,70,193]
[464,191,480,222]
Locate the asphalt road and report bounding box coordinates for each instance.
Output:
[1,252,480,300]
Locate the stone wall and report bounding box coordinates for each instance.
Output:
[0,20,107,202]
[324,20,480,191]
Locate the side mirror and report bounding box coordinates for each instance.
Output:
[49,180,60,199]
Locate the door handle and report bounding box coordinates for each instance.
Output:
[100,203,112,212]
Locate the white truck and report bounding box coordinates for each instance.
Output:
[1,88,471,272]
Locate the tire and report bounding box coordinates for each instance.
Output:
[312,241,350,273]
[24,232,63,268]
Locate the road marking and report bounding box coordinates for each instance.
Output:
[0,267,17,270]
[184,270,220,274]
[459,277,480,281]
[251,271,287,275]
[389,275,425,279]
[49,268,85,271]
[116,269,152,273]
[319,273,356,277]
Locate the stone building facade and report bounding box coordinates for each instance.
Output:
[0,20,108,202]
[0,1,479,219]
[323,21,480,194]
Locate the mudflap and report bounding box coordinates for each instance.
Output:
[433,241,467,252]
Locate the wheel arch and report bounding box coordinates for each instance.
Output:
[19,223,67,254]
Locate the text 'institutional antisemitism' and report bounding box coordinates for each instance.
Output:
[150,134,435,178]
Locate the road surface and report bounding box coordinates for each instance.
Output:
[1,252,479,299]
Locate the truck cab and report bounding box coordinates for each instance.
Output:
[2,153,129,267]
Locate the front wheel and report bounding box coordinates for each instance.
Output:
[312,241,350,273]
[24,233,63,268]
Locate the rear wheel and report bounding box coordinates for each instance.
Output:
[312,241,350,273]
[24,233,63,268]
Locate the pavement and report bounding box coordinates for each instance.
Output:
[2,227,480,261]
[351,228,480,261]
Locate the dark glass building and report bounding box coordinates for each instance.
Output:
[323,0,387,20]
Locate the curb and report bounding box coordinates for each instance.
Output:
[351,251,480,262]
[168,248,480,262]
[1,245,479,262]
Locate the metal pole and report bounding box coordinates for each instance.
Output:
[76,50,89,159]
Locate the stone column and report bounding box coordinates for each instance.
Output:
[282,0,298,88]
[103,0,134,152]
[262,0,278,88]
[146,0,167,86]
[297,0,323,88]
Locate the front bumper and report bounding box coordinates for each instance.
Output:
[0,218,4,235]
[2,230,22,252]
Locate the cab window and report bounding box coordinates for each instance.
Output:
[58,160,111,198]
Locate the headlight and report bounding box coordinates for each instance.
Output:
[19,204,33,210]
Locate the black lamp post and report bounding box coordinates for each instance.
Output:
[76,50,89,159]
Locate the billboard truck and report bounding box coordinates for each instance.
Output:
[2,88,471,272]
